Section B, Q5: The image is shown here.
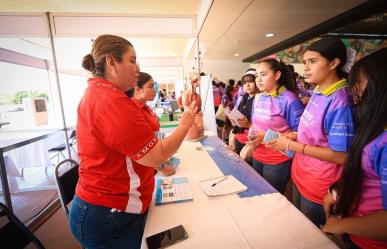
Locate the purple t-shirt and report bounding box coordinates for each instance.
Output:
[251,89,304,164]
[292,86,355,204]
[351,131,387,249]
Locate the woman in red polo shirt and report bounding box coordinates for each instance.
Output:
[69,34,197,249]
[126,71,175,176]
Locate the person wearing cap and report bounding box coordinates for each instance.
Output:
[232,69,259,157]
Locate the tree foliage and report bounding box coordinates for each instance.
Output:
[10,91,49,104]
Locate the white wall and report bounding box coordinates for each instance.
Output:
[184,59,250,83]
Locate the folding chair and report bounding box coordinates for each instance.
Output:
[0,202,46,249]
[54,159,79,216]
[48,130,77,165]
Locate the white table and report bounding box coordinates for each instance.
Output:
[141,136,338,249]
[0,129,66,210]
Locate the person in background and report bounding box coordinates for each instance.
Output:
[266,37,355,227]
[212,80,222,113]
[229,79,237,98]
[126,72,175,176]
[159,91,165,102]
[322,47,387,249]
[233,71,251,106]
[232,71,258,155]
[297,76,316,106]
[177,90,184,112]
[70,34,197,249]
[217,82,234,142]
[249,59,304,193]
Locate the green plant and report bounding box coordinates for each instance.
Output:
[11,90,49,104]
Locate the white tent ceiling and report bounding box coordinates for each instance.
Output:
[0,0,367,75]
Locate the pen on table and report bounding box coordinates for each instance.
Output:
[211,176,228,187]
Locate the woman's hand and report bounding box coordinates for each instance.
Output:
[323,192,336,219]
[179,101,198,129]
[265,135,289,151]
[247,132,265,149]
[281,132,297,141]
[159,165,176,176]
[236,117,251,128]
[321,218,345,235]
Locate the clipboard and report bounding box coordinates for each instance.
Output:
[197,175,247,197]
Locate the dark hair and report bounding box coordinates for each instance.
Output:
[82,35,133,78]
[225,85,233,100]
[287,64,295,73]
[241,74,258,94]
[305,37,347,79]
[260,59,297,94]
[228,79,235,86]
[336,47,387,217]
[125,72,153,97]
[237,80,242,86]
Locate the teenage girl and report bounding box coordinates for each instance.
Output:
[266,37,355,227]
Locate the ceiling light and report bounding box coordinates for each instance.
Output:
[234,53,239,57]
[265,33,274,38]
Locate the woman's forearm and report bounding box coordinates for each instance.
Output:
[136,124,191,167]
[289,141,347,165]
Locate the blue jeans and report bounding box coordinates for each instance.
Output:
[292,184,326,227]
[69,195,148,249]
[252,159,291,193]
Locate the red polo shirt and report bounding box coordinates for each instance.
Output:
[75,77,158,214]
[132,98,160,132]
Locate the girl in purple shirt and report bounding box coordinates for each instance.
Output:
[322,47,387,249]
[250,59,304,193]
[266,37,355,227]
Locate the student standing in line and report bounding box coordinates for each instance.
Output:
[232,71,259,155]
[70,34,197,249]
[249,59,304,193]
[126,72,175,176]
[266,37,355,226]
[322,48,387,249]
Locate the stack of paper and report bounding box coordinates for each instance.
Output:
[225,107,245,123]
[198,175,247,197]
[155,176,193,205]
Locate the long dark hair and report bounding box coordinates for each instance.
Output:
[260,59,297,94]
[126,72,153,97]
[305,37,347,79]
[336,47,387,217]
